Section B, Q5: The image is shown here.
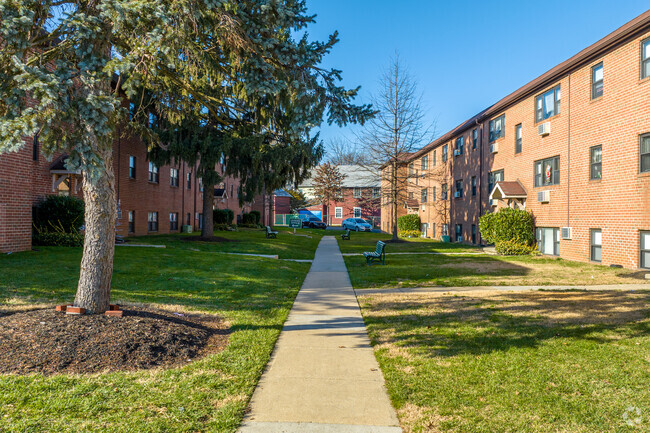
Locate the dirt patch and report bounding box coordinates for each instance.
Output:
[181,236,238,243]
[381,239,410,243]
[397,402,454,433]
[440,260,522,273]
[0,306,228,375]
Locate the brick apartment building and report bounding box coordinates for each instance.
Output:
[382,11,650,269]
[300,165,381,226]
[0,124,257,253]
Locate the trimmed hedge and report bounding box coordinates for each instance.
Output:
[495,239,538,256]
[398,229,421,238]
[33,195,84,233]
[249,210,261,225]
[241,213,256,225]
[479,208,535,255]
[397,214,420,232]
[214,208,234,224]
[33,231,84,247]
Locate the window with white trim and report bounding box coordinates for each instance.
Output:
[335,207,342,219]
[353,187,362,198]
[421,155,428,170]
[353,207,361,218]
[170,168,179,187]
[148,162,158,183]
[590,229,601,262]
[641,231,650,269]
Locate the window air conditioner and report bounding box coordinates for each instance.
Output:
[538,122,551,136]
[454,149,462,157]
[454,191,462,198]
[537,190,550,203]
[489,142,498,154]
[561,227,572,240]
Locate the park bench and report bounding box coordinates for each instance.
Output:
[341,229,351,240]
[265,225,278,239]
[363,240,386,265]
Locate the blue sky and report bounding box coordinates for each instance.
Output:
[307,1,649,154]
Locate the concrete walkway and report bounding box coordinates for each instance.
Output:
[239,236,402,433]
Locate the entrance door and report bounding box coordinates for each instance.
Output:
[421,223,428,238]
[536,228,559,256]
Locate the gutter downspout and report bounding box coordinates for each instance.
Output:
[567,74,571,229]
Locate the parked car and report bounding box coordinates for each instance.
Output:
[342,218,373,232]
[302,216,327,229]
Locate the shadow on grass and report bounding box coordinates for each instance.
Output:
[364,290,650,358]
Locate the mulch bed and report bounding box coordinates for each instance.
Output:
[0,306,229,375]
[381,239,409,243]
[181,236,238,243]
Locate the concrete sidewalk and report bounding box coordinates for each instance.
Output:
[239,236,402,433]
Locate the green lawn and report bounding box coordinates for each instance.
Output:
[127,227,325,260]
[0,231,318,432]
[345,253,650,289]
[358,290,650,432]
[337,232,482,254]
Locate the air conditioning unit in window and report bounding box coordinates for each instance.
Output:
[454,191,462,198]
[561,227,572,240]
[489,142,498,154]
[538,122,551,136]
[537,190,550,203]
[421,205,426,211]
[454,149,462,157]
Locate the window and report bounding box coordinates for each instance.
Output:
[535,85,561,122]
[129,156,136,179]
[536,227,560,256]
[455,180,463,198]
[515,124,522,154]
[590,145,602,180]
[471,224,477,244]
[455,224,463,242]
[433,150,437,166]
[372,187,380,198]
[353,187,362,198]
[441,183,448,200]
[335,207,342,219]
[170,212,179,231]
[442,144,448,162]
[472,128,478,149]
[642,38,650,79]
[432,186,437,201]
[591,62,603,99]
[641,231,650,269]
[198,213,203,229]
[455,137,464,155]
[641,134,650,173]
[442,224,448,236]
[199,178,204,192]
[408,191,414,200]
[148,162,158,183]
[489,114,505,142]
[147,212,158,232]
[32,133,39,161]
[128,211,135,233]
[534,156,560,187]
[488,169,504,193]
[471,176,477,196]
[590,229,602,262]
[408,163,415,177]
[187,172,192,189]
[186,212,191,226]
[421,188,428,203]
[170,168,179,187]
[353,207,361,218]
[421,155,429,170]
[230,184,233,197]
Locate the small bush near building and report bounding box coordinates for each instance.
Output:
[33,231,84,247]
[397,214,420,233]
[33,195,84,233]
[479,208,535,255]
[398,229,422,238]
[214,208,234,224]
[241,213,257,225]
[249,210,261,225]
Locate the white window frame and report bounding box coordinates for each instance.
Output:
[353,187,362,198]
[590,229,602,262]
[353,207,361,218]
[641,231,650,269]
[335,207,342,219]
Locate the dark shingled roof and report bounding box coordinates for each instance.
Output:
[493,181,527,198]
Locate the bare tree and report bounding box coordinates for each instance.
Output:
[326,137,360,165]
[311,163,346,225]
[356,54,434,240]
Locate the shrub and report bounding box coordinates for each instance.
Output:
[249,210,261,225]
[213,208,234,224]
[398,229,421,238]
[33,195,84,233]
[241,213,256,225]
[237,223,259,229]
[479,208,534,245]
[397,214,420,233]
[33,231,84,247]
[495,239,539,256]
[214,224,236,231]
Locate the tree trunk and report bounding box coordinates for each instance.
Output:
[201,183,215,238]
[74,147,116,314]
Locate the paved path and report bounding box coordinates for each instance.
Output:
[358,283,649,296]
[239,236,402,433]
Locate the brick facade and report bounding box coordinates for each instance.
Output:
[382,12,650,269]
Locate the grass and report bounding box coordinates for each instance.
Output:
[358,290,650,432]
[337,232,481,254]
[0,230,320,432]
[344,253,650,289]
[127,227,325,260]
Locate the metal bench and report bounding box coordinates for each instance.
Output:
[363,240,386,265]
[265,225,278,239]
[341,229,351,240]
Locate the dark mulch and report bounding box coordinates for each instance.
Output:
[181,236,238,243]
[381,239,409,243]
[0,306,229,375]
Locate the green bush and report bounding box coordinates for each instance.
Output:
[397,214,420,232]
[213,208,234,224]
[33,195,84,233]
[33,231,84,247]
[214,224,236,231]
[237,223,259,229]
[241,213,256,225]
[249,210,261,225]
[398,229,421,238]
[478,212,496,244]
[495,239,539,256]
